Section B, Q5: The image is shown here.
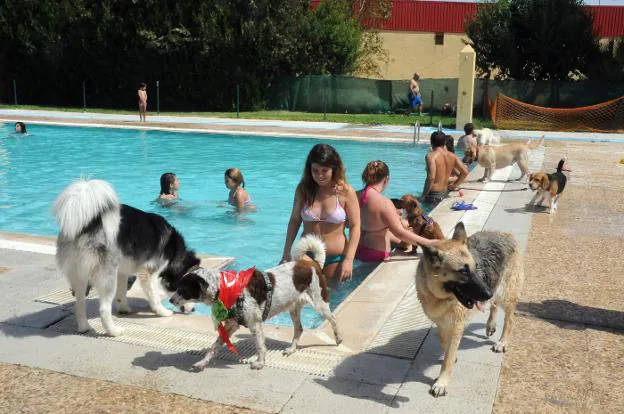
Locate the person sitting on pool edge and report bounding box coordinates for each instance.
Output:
[280,143,360,282]
[157,172,179,203]
[356,160,438,263]
[421,131,468,209]
[224,167,256,212]
[15,122,27,134]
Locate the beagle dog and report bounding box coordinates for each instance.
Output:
[528,159,567,214]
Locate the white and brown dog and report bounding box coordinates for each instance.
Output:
[463,136,544,183]
[169,235,342,371]
[528,159,568,214]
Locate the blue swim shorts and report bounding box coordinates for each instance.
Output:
[409,93,422,108]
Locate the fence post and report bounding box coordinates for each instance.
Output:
[323,76,328,121]
[417,121,421,143]
[430,90,434,126]
[236,85,240,118]
[13,80,17,106]
[156,81,160,115]
[82,81,86,112]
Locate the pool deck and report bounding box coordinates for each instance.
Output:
[1,111,623,413]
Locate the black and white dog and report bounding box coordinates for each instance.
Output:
[53,179,200,336]
[170,235,342,371]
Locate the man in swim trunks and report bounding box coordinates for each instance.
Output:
[421,131,468,209]
[407,73,422,116]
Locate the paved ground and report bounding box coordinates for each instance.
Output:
[0,363,262,414]
[1,111,623,413]
[494,141,624,413]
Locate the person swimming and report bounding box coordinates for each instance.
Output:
[156,172,179,205]
[14,122,27,134]
[224,168,255,212]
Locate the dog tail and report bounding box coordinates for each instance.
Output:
[528,135,545,149]
[52,179,120,241]
[556,158,566,172]
[292,234,326,269]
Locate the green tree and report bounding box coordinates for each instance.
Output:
[590,37,624,81]
[465,0,601,81]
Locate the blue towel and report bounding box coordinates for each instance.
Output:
[452,201,477,211]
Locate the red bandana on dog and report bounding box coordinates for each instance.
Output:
[212,267,256,355]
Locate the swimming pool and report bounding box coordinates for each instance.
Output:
[0,123,434,327]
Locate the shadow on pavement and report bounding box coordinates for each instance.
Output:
[314,324,495,408]
[518,299,624,332]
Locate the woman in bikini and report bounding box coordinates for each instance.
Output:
[280,144,360,281]
[224,168,255,212]
[356,161,438,263]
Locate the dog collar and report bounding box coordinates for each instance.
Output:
[420,214,433,225]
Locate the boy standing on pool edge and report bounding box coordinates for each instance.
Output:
[138,83,148,122]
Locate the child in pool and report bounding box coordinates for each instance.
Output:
[15,122,27,134]
[224,168,255,211]
[158,172,179,202]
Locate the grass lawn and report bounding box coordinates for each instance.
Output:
[1,104,494,129]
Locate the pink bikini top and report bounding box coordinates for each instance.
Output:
[301,196,347,224]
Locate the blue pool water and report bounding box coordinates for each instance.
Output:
[0,123,438,328]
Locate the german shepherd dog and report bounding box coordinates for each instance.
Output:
[416,222,524,397]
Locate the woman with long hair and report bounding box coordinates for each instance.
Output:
[281,144,360,281]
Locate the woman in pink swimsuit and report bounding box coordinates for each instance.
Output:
[356,161,438,262]
[280,144,361,281]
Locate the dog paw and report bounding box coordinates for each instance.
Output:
[250,361,265,370]
[191,361,209,372]
[106,326,125,337]
[429,380,448,398]
[282,347,297,356]
[492,342,507,353]
[76,324,93,334]
[486,325,496,337]
[155,307,174,317]
[116,304,133,314]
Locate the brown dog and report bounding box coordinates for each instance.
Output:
[400,195,445,251]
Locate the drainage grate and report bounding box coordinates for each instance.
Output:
[365,283,432,359]
[47,317,344,376]
[34,288,98,305]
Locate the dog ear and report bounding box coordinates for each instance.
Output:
[540,175,549,190]
[452,222,468,244]
[421,245,445,267]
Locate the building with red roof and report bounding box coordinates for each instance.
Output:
[310,0,624,79]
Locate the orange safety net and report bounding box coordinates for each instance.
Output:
[491,93,624,132]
